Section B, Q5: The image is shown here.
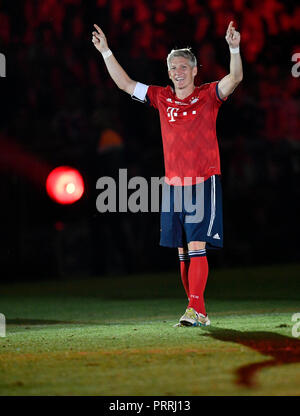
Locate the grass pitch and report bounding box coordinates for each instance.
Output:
[0,264,300,396]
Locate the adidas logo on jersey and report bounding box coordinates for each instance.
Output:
[166,98,188,106]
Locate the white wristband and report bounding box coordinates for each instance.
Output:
[229,46,240,54]
[102,49,112,60]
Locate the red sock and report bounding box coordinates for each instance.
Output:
[187,251,209,315]
[179,253,190,299]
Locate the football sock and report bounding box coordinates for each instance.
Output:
[187,249,208,316]
[178,252,190,299]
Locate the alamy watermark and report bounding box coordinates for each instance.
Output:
[0,313,5,337]
[291,53,300,78]
[96,169,204,223]
[291,313,300,338]
[0,53,6,77]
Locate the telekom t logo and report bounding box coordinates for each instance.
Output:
[167,107,179,122]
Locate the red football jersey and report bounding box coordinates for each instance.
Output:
[146,82,226,185]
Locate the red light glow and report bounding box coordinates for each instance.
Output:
[46,166,84,204]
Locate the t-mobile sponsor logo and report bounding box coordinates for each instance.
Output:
[167,106,179,122]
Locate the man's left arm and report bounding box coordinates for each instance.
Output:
[218,21,243,100]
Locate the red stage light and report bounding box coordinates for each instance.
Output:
[46,166,84,204]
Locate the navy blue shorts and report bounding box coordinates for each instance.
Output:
[159,175,223,249]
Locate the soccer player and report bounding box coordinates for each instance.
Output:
[92,21,243,326]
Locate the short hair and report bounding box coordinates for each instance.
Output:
[167,48,197,70]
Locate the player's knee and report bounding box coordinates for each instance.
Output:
[188,241,206,251]
[178,247,188,254]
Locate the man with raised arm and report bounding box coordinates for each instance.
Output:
[92,22,243,327]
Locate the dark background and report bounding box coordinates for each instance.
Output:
[0,0,299,281]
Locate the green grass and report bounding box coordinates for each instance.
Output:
[0,264,300,396]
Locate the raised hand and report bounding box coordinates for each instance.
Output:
[225,21,241,48]
[92,24,109,53]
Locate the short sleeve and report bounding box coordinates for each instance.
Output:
[211,81,228,104]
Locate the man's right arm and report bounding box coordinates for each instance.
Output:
[92,24,137,95]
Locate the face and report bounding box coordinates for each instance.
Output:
[168,56,197,91]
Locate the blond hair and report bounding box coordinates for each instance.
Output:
[167,48,197,70]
